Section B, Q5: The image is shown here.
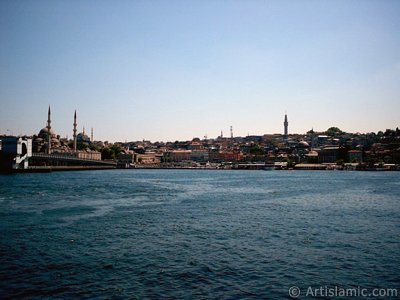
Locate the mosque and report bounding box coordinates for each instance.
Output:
[32,106,65,153]
[32,106,101,160]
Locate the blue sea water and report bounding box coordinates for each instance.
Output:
[0,170,399,299]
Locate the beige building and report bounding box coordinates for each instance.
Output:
[74,150,101,160]
[135,152,161,164]
[168,150,191,162]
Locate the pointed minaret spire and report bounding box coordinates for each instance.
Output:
[47,105,52,154]
[284,113,288,138]
[47,105,51,129]
[91,127,93,142]
[73,110,77,152]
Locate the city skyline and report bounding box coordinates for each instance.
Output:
[1,1,399,142]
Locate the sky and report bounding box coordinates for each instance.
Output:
[0,0,399,142]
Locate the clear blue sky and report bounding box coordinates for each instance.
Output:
[1,0,399,142]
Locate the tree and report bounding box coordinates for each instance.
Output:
[101,148,114,160]
[336,159,345,166]
[384,129,395,137]
[326,127,343,137]
[249,145,265,155]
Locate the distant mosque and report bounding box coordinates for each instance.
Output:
[32,106,100,160]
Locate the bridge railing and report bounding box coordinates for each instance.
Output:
[31,153,116,165]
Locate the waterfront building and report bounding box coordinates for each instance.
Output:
[167,150,191,162]
[318,146,340,163]
[135,152,161,164]
[209,150,242,163]
[305,150,319,163]
[74,150,101,161]
[190,150,209,162]
[348,150,363,162]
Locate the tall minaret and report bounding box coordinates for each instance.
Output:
[91,127,93,142]
[284,113,288,137]
[73,110,77,152]
[310,127,315,150]
[47,105,52,154]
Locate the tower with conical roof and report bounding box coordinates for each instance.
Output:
[73,110,77,152]
[284,113,288,138]
[47,106,52,154]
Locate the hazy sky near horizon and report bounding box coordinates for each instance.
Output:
[1,0,399,142]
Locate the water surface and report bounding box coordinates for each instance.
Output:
[0,170,399,298]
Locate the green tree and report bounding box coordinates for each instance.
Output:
[336,159,345,166]
[249,146,265,155]
[101,148,114,160]
[326,127,343,137]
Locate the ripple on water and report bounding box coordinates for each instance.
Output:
[0,170,399,298]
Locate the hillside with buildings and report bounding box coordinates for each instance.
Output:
[1,109,400,171]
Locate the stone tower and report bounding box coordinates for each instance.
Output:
[284,113,288,137]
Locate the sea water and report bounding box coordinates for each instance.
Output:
[0,170,399,299]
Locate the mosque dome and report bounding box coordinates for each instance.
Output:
[77,132,91,143]
[38,127,56,138]
[299,141,309,147]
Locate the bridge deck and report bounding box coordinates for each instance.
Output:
[31,153,116,166]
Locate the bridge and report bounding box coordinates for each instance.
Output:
[1,136,116,172]
[30,153,116,167]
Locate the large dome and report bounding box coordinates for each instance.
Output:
[38,127,56,138]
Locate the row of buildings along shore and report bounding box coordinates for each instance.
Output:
[1,106,400,171]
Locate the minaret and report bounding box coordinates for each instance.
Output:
[230,126,233,139]
[91,127,93,142]
[310,127,315,150]
[47,105,52,154]
[73,110,77,152]
[83,126,85,136]
[284,113,288,138]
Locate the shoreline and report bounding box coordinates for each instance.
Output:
[3,165,398,174]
